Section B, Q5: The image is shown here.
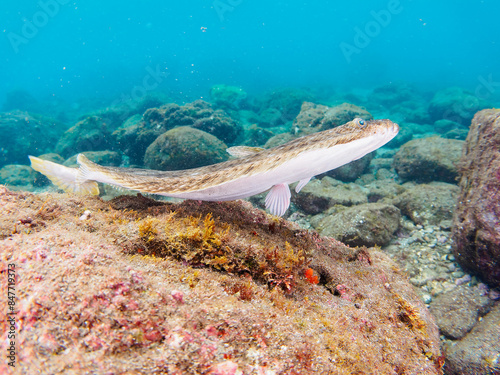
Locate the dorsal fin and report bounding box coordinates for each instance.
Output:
[226,146,265,158]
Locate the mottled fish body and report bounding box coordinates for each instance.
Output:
[29,118,398,216]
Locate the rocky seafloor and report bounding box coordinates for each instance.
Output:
[1,83,500,374]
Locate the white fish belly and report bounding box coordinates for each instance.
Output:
[165,133,388,201]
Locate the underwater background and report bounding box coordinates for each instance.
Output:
[1,0,500,105]
[1,1,500,374]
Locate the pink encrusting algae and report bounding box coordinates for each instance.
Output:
[0,186,443,374]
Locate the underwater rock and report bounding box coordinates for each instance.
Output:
[0,110,66,167]
[191,110,243,145]
[264,132,295,148]
[258,88,314,125]
[292,176,368,214]
[0,164,36,190]
[443,303,500,375]
[364,179,406,203]
[2,89,39,112]
[0,187,442,374]
[393,136,463,183]
[142,100,242,145]
[209,84,248,110]
[433,119,462,134]
[114,101,242,165]
[429,284,493,340]
[428,87,489,126]
[368,82,426,109]
[293,102,373,136]
[392,182,459,226]
[391,100,431,125]
[55,116,111,158]
[312,202,401,247]
[243,124,274,147]
[112,114,145,165]
[442,128,469,141]
[144,126,228,170]
[92,93,169,131]
[322,153,373,182]
[452,109,500,288]
[257,107,283,128]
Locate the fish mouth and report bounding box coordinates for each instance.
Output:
[391,122,400,134]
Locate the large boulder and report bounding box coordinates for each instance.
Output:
[393,137,463,183]
[55,116,111,158]
[293,102,372,136]
[114,101,243,165]
[209,84,247,110]
[292,176,368,214]
[428,87,489,126]
[452,109,500,288]
[392,182,459,226]
[144,126,228,170]
[368,82,425,109]
[0,188,443,374]
[312,202,401,247]
[0,164,36,190]
[323,154,373,182]
[429,284,493,340]
[444,303,500,374]
[258,88,314,125]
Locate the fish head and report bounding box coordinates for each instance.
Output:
[347,117,399,138]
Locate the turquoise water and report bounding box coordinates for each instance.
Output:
[1,0,499,103]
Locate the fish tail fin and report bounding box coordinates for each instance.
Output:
[29,155,99,195]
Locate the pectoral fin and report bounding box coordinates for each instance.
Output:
[265,183,291,217]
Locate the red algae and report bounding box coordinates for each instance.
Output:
[0,186,442,374]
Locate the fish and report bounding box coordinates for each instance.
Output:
[29,118,399,216]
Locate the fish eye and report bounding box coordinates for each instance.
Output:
[355,118,366,128]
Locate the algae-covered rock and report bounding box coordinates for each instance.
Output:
[55,116,111,158]
[323,153,373,182]
[429,284,493,340]
[259,88,313,125]
[312,202,401,247]
[209,84,248,110]
[112,114,145,165]
[392,182,459,226]
[0,187,442,374]
[144,126,228,170]
[444,303,500,375]
[393,136,463,183]
[141,100,243,146]
[0,164,36,189]
[191,110,243,145]
[428,87,490,126]
[452,109,500,288]
[293,102,373,136]
[292,176,368,214]
[368,82,425,108]
[0,110,66,167]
